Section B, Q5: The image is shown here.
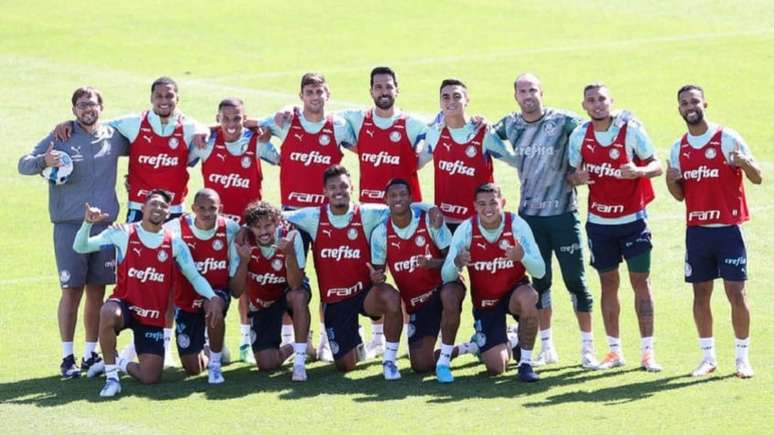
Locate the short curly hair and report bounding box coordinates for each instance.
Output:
[242,201,282,227]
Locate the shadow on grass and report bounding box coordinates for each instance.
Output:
[0,357,736,407]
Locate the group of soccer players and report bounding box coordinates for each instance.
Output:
[18,66,761,398]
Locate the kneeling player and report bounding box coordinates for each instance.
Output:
[165,189,240,383]
[73,190,223,397]
[230,201,313,381]
[442,183,545,381]
[370,179,472,383]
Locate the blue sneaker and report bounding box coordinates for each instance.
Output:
[383,360,401,380]
[435,364,454,384]
[60,355,80,379]
[517,363,539,383]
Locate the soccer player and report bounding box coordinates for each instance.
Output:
[230,201,313,381]
[195,98,279,365]
[370,178,475,383]
[442,183,545,381]
[73,190,224,397]
[423,78,517,233]
[567,83,663,371]
[18,86,129,379]
[665,85,762,378]
[164,189,239,384]
[493,73,598,368]
[284,165,430,379]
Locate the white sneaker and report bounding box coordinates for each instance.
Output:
[598,352,626,369]
[581,350,600,370]
[640,352,663,373]
[316,339,334,362]
[533,347,559,366]
[691,358,717,377]
[365,339,385,360]
[291,364,307,382]
[99,378,122,398]
[208,364,225,384]
[735,359,754,379]
[383,360,401,380]
[87,360,106,378]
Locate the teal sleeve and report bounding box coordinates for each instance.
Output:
[511,214,545,279]
[108,114,141,142]
[360,205,390,238]
[338,109,364,142]
[418,126,441,168]
[258,141,280,165]
[426,213,452,250]
[333,116,356,149]
[669,140,681,171]
[721,128,753,162]
[73,223,123,254]
[227,219,241,277]
[493,116,509,140]
[292,232,306,269]
[405,115,430,148]
[441,220,471,283]
[370,223,388,265]
[483,129,518,168]
[631,123,656,160]
[282,207,320,240]
[173,237,216,298]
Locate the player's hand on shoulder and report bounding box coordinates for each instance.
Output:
[52,120,73,141]
[427,206,444,229]
[83,202,109,223]
[191,130,210,149]
[471,114,489,130]
[454,247,471,268]
[274,108,295,127]
[366,262,386,285]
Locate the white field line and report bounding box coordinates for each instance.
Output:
[198,29,774,82]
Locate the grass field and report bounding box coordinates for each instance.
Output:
[1,1,773,433]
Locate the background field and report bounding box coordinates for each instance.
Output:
[1,1,773,433]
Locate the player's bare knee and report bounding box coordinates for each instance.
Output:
[286,289,309,310]
[334,356,357,372]
[410,358,433,373]
[441,287,463,309]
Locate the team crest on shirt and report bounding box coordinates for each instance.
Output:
[168,137,180,150]
[241,156,252,168]
[178,333,190,349]
[415,235,427,248]
[347,228,359,240]
[465,145,477,158]
[389,131,402,143]
[684,262,692,278]
[157,250,169,262]
[543,121,557,135]
[212,239,224,251]
[318,134,331,146]
[60,270,70,283]
[705,148,717,159]
[609,148,621,160]
[499,239,512,251]
[271,258,283,271]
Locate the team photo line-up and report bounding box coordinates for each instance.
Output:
[17,67,761,398]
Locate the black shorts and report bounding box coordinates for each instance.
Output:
[111,298,165,357]
[249,296,288,352]
[407,289,442,345]
[322,287,378,360]
[471,278,529,354]
[174,290,231,356]
[586,219,652,272]
[685,226,748,283]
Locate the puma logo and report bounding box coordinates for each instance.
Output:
[365,130,374,138]
[143,135,152,143]
[390,242,401,249]
[322,229,332,238]
[216,153,226,161]
[293,134,303,141]
[132,248,142,256]
[476,243,487,250]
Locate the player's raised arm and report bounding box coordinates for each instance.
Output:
[73,203,117,254]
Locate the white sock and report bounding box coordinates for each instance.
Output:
[240,324,251,346]
[105,364,119,381]
[371,323,384,343]
[607,336,621,354]
[437,343,454,367]
[384,341,399,363]
[456,342,479,355]
[210,351,222,366]
[83,341,98,360]
[581,331,594,352]
[117,357,130,373]
[520,349,533,365]
[62,341,74,359]
[507,331,519,349]
[735,337,750,361]
[539,328,554,351]
[293,342,307,366]
[163,328,173,353]
[699,337,716,361]
[281,324,294,344]
[641,336,654,355]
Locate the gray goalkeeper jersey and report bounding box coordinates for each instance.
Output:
[494,107,582,217]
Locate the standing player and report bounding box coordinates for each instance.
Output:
[567,83,663,371]
[370,179,475,383]
[284,165,423,379]
[18,87,129,378]
[493,73,598,368]
[230,201,313,381]
[73,190,224,397]
[423,79,517,233]
[442,183,545,381]
[195,98,279,365]
[164,189,240,384]
[665,85,762,378]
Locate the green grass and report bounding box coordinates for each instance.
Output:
[1,1,773,433]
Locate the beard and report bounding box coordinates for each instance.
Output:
[374,96,395,110]
[78,115,98,126]
[682,110,704,125]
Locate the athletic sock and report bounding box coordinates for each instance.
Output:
[581,331,594,353]
[117,357,130,374]
[735,337,750,361]
[507,332,519,349]
[281,324,294,345]
[539,328,554,352]
[641,336,654,356]
[456,342,479,355]
[319,323,328,345]
[293,342,308,366]
[83,341,98,360]
[371,323,384,343]
[437,344,454,367]
[105,364,119,381]
[607,336,621,354]
[210,351,222,366]
[62,341,74,359]
[240,324,251,347]
[163,328,173,354]
[699,337,716,361]
[520,349,533,365]
[384,341,399,363]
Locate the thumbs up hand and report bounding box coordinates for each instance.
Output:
[666,159,682,184]
[454,247,472,268]
[503,239,524,262]
[366,262,386,285]
[729,142,750,169]
[44,142,62,168]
